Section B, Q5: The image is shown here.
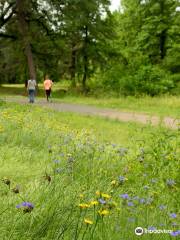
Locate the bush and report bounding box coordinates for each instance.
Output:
[133,65,174,96]
[94,64,175,96]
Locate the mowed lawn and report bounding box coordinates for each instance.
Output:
[0,101,179,240]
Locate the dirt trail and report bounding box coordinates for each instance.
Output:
[3,97,179,130]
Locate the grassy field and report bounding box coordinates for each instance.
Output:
[0,101,179,240]
[0,83,180,118]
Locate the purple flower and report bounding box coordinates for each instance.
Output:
[170,231,180,237]
[22,202,34,208]
[170,213,177,218]
[16,202,34,210]
[148,226,156,231]
[118,176,125,184]
[159,205,167,210]
[99,199,106,204]
[139,198,146,204]
[127,202,134,207]
[120,193,129,199]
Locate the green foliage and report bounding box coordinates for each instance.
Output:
[0,0,179,95]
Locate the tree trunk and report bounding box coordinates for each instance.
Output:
[82,25,88,92]
[16,0,36,80]
[70,43,76,88]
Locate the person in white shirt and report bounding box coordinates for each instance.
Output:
[27,79,36,103]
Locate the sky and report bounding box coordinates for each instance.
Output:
[110,0,121,12]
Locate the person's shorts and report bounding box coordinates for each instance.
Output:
[46,89,51,96]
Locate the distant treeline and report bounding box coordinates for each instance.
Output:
[0,0,179,95]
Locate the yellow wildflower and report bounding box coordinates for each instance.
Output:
[96,191,101,196]
[90,201,99,206]
[79,203,90,209]
[111,180,117,186]
[79,194,84,198]
[84,218,93,225]
[101,193,111,199]
[98,209,109,216]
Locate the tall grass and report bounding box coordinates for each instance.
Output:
[0,103,179,239]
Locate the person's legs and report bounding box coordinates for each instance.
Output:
[48,89,51,101]
[29,90,35,103]
[46,89,51,101]
[46,90,49,101]
[28,90,32,103]
[31,90,35,103]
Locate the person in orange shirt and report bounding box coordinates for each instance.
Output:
[43,76,53,102]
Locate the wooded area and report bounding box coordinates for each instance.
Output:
[0,0,179,95]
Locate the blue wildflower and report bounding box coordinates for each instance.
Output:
[148,226,156,231]
[16,204,21,209]
[16,202,34,213]
[170,213,177,219]
[159,205,167,210]
[170,231,180,237]
[22,202,34,208]
[127,202,134,207]
[166,179,175,187]
[120,193,129,199]
[139,198,146,204]
[99,199,106,205]
[118,176,125,184]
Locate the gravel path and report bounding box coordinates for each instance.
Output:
[3,97,179,130]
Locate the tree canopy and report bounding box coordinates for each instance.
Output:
[0,0,179,95]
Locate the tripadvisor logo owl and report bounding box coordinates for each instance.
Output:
[135,227,144,236]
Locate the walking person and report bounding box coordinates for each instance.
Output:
[44,76,53,102]
[27,79,36,103]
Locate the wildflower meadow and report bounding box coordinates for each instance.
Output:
[0,101,179,240]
